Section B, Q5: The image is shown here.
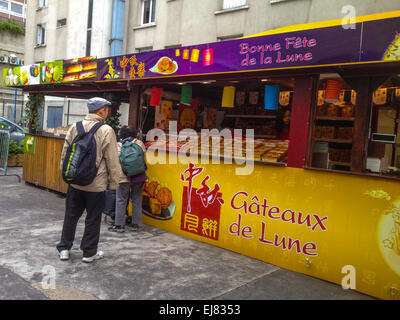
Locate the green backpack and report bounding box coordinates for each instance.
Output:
[119,140,146,177]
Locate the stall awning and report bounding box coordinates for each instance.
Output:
[4,10,400,99]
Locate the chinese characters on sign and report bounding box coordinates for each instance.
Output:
[180,163,224,241]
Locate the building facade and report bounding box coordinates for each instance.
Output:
[0,0,26,123]
[24,0,400,129]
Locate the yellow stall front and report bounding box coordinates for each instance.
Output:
[140,153,400,300]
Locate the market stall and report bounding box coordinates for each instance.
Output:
[13,11,400,299]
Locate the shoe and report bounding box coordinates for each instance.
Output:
[104,215,115,226]
[131,224,140,232]
[59,250,70,261]
[82,251,104,263]
[108,225,125,233]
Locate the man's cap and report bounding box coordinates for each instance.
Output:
[87,97,111,112]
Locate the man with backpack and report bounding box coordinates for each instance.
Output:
[108,125,147,233]
[57,97,120,263]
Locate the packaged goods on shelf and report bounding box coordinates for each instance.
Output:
[337,127,353,140]
[321,126,336,139]
[326,104,340,117]
[341,104,355,118]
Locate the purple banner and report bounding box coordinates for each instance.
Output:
[97,17,400,82]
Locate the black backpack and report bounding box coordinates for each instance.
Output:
[62,121,104,186]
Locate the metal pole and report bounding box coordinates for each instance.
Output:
[13,88,17,123]
[67,98,70,126]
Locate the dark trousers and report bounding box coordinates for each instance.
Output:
[57,186,105,258]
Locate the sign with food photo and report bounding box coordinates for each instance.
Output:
[20,65,40,86]
[40,60,63,84]
[63,56,97,82]
[3,67,20,87]
[150,56,178,75]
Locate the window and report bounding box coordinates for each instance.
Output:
[222,0,246,10]
[57,19,67,28]
[37,24,46,46]
[86,0,94,57]
[136,46,153,53]
[217,34,243,41]
[11,3,23,15]
[164,44,182,49]
[0,1,8,11]
[142,0,156,25]
[38,0,47,8]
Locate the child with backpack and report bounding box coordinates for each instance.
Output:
[108,125,147,233]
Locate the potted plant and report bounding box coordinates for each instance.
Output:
[8,139,24,167]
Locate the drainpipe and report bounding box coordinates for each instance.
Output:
[110,0,125,56]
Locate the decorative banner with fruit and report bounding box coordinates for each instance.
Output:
[3,67,20,87]
[20,65,40,86]
[40,60,63,84]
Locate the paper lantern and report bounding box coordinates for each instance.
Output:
[150,87,163,106]
[373,88,387,105]
[236,91,245,106]
[203,48,214,66]
[324,80,342,103]
[351,90,357,105]
[249,91,259,105]
[264,85,279,110]
[222,86,236,108]
[190,49,200,63]
[279,91,291,106]
[183,49,190,60]
[181,85,192,104]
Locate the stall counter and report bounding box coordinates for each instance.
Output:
[23,133,68,194]
[141,151,400,300]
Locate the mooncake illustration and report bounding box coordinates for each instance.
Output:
[150,57,178,75]
[156,187,173,209]
[144,180,160,198]
[383,32,400,61]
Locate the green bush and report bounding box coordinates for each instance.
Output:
[0,20,25,36]
[8,139,24,155]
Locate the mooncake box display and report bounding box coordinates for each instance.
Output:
[341,104,355,118]
[314,126,323,138]
[261,150,287,162]
[321,126,336,139]
[316,105,326,116]
[326,103,340,117]
[337,127,353,140]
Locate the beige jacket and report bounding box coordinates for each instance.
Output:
[60,114,120,192]
[117,138,146,184]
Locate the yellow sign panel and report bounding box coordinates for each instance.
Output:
[142,153,400,300]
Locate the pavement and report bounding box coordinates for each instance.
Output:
[0,167,375,301]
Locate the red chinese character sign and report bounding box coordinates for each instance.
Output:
[180,163,224,241]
